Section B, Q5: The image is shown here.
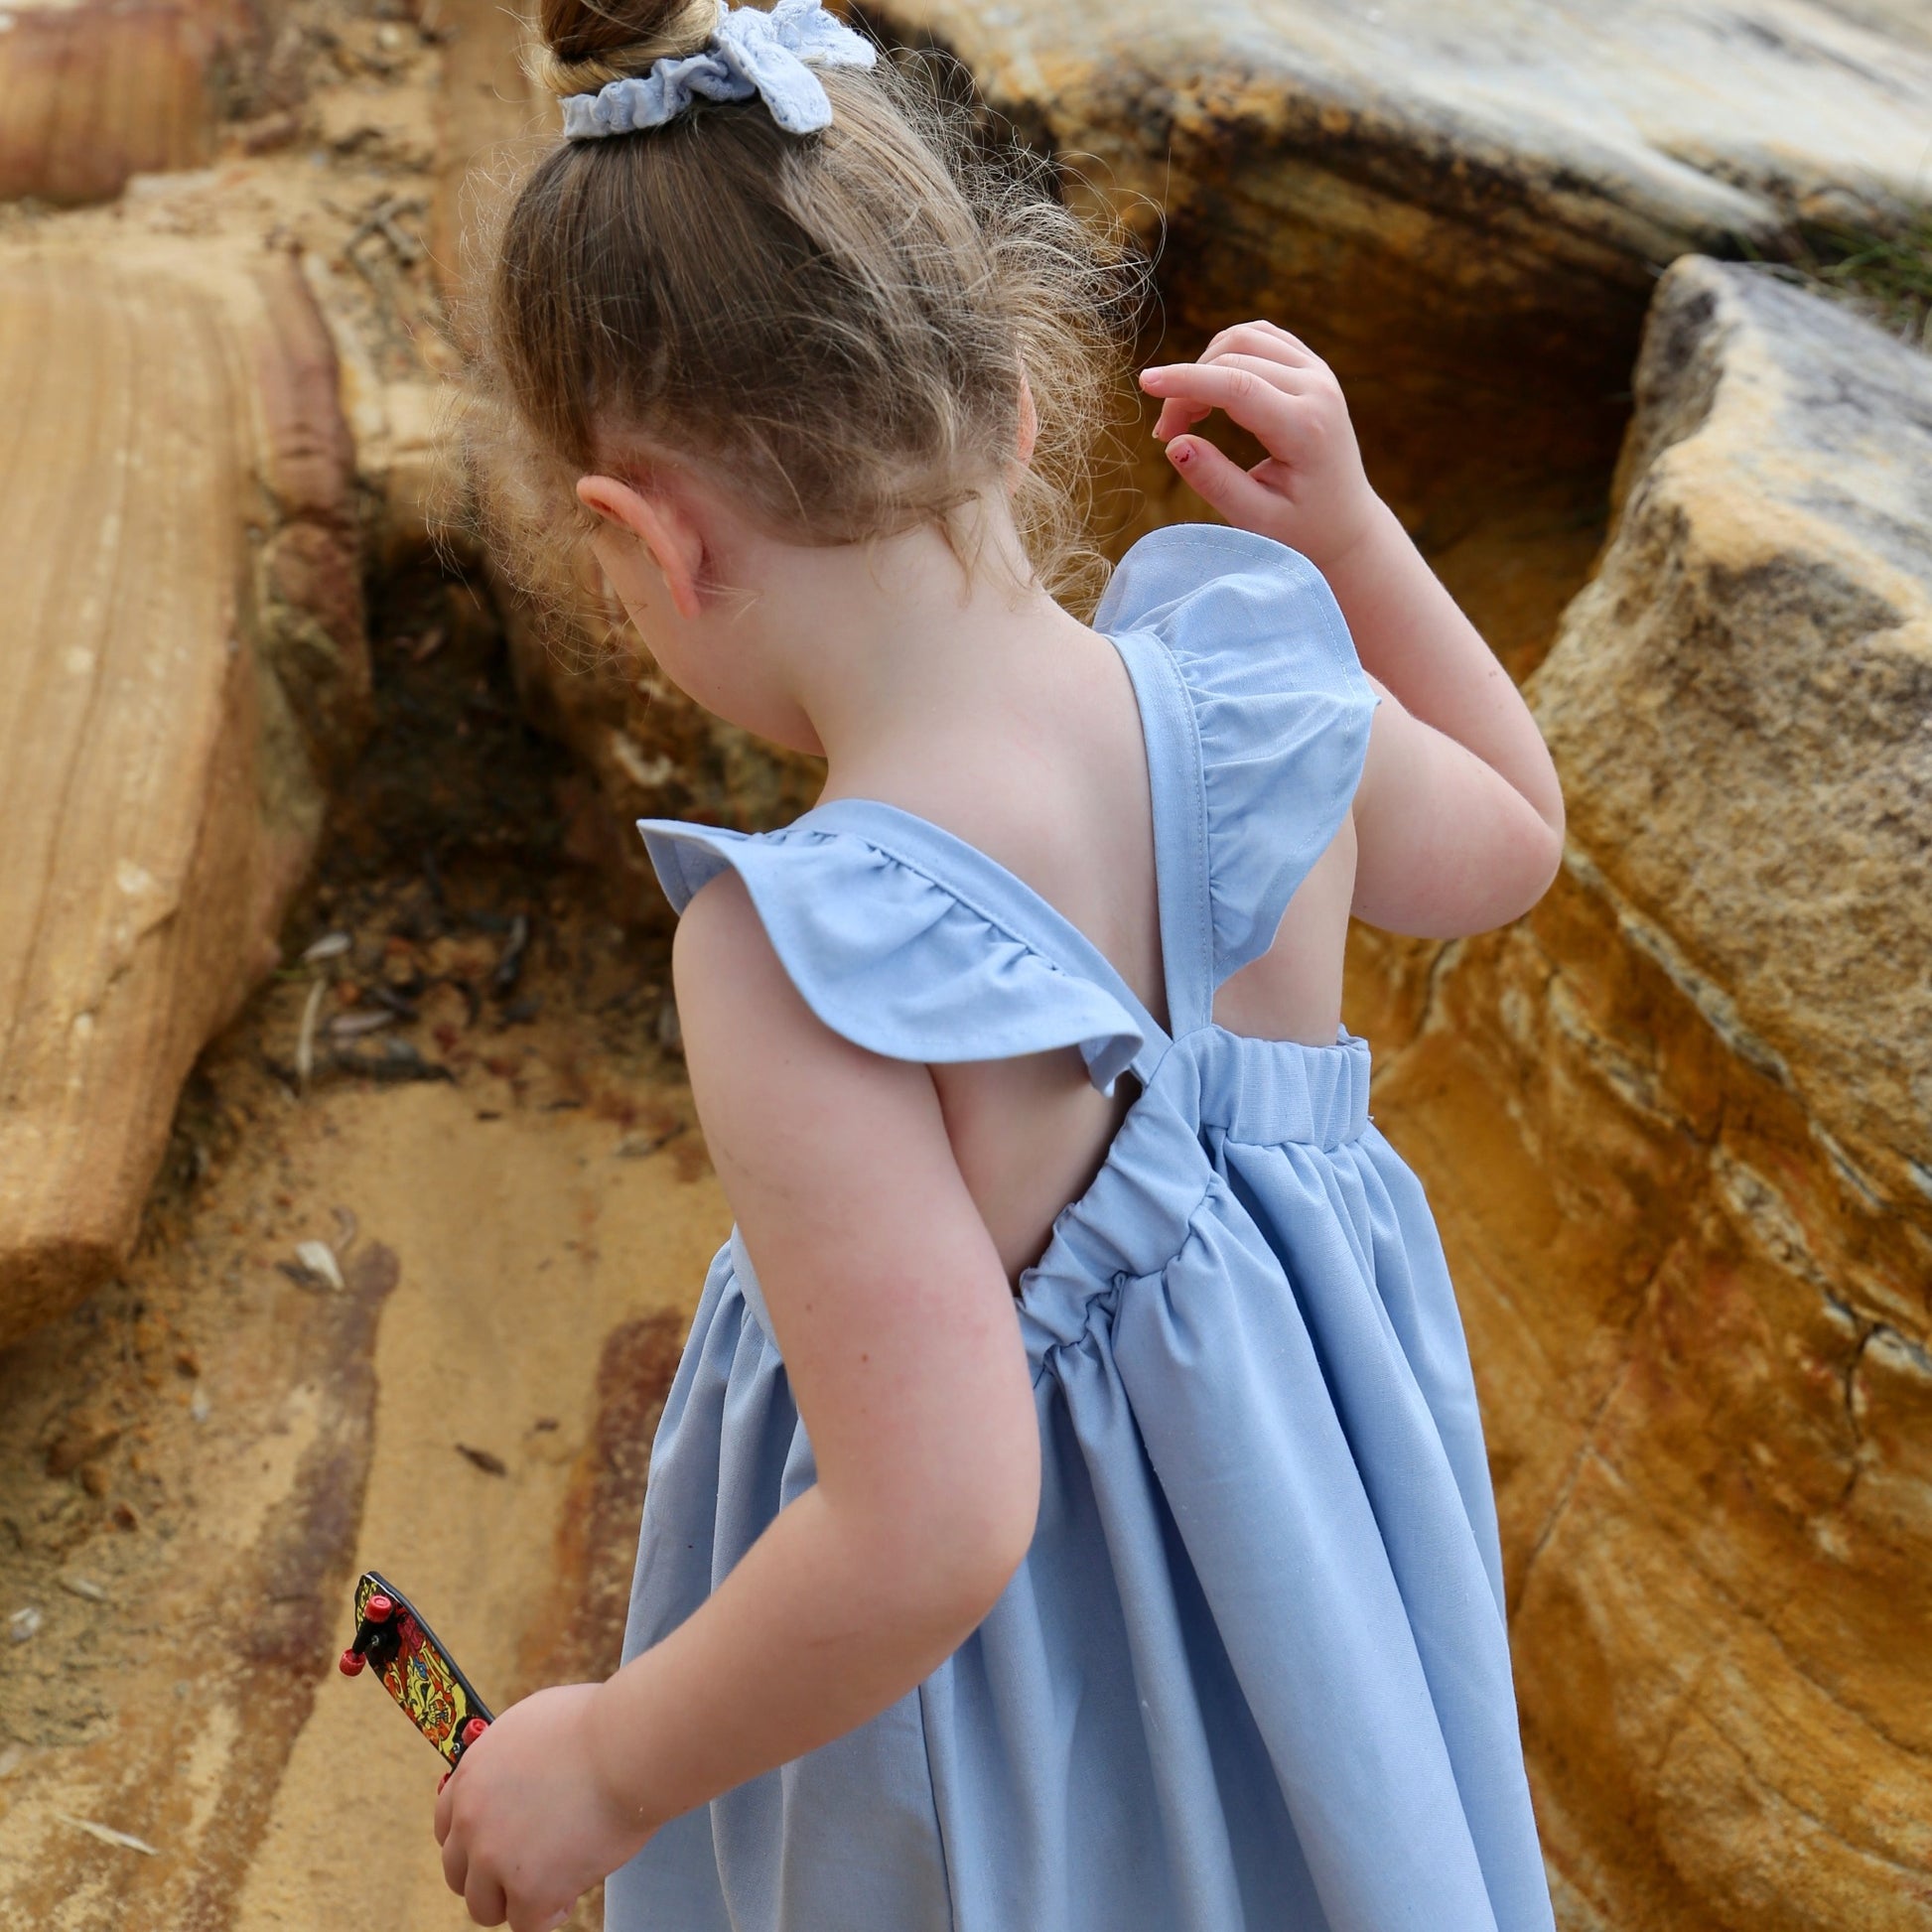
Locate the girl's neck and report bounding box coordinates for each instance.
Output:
[746,499,1096,792]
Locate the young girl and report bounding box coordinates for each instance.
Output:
[436,1,1566,1926]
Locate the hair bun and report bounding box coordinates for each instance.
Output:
[531,0,718,98]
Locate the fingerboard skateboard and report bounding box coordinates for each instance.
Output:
[339,1571,494,1768]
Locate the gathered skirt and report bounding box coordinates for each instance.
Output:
[605,1029,1554,1932]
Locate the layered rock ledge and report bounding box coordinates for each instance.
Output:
[0,236,366,1345]
[1357,258,1932,1929]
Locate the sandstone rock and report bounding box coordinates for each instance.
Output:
[429,0,546,330]
[315,83,439,173]
[0,237,366,1346]
[1539,261,1932,1240]
[319,290,459,566]
[863,0,1932,406]
[1353,260,1932,1929]
[1816,0,1932,50]
[0,1,224,205]
[348,373,452,564]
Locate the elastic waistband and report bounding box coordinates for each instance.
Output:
[1156,1026,1371,1149]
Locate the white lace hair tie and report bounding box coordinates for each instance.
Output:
[561,0,878,140]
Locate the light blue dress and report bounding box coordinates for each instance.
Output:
[605,525,1556,1932]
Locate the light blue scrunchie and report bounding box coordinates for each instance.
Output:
[560,0,877,140]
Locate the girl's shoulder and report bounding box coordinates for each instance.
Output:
[638,525,1379,1074]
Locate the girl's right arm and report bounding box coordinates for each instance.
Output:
[1141,324,1566,938]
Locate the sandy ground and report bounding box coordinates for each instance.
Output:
[234,1078,723,1932]
[0,1070,721,1930]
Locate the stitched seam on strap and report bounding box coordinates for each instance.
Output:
[1127,624,1218,1034]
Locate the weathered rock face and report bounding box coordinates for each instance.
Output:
[861,0,1932,415]
[1351,259,1932,1929]
[1817,0,1932,50]
[1540,262,1932,1246]
[430,0,546,338]
[0,237,366,1346]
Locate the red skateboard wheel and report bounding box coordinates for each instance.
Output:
[338,1647,366,1676]
[364,1593,394,1624]
[461,1718,487,1746]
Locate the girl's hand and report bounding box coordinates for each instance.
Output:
[1141,322,1381,570]
[434,1682,654,1931]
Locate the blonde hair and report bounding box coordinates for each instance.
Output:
[472,0,1141,626]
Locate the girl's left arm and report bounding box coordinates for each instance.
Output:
[434,867,1039,1932]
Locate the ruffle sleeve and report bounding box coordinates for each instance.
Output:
[1096,524,1378,984]
[639,820,1149,1090]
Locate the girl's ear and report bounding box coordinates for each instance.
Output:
[577,474,707,621]
[1015,370,1037,470]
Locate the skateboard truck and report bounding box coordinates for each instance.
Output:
[339,1571,495,1769]
[338,1590,397,1677]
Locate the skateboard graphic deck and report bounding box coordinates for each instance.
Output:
[339,1571,494,1767]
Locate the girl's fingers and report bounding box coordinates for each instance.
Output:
[1197,320,1317,369]
[1249,319,1318,361]
[1165,435,1292,530]
[1143,356,1284,404]
[1145,352,1318,414]
[1198,350,1321,393]
[435,1769,457,1846]
[1141,359,1306,453]
[1143,319,1325,426]
[467,1869,510,1927]
[442,1829,470,1898]
[1237,319,1319,363]
[504,1893,571,1932]
[1150,350,1316,441]
[1151,394,1211,441]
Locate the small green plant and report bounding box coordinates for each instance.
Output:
[1794,215,1932,352]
